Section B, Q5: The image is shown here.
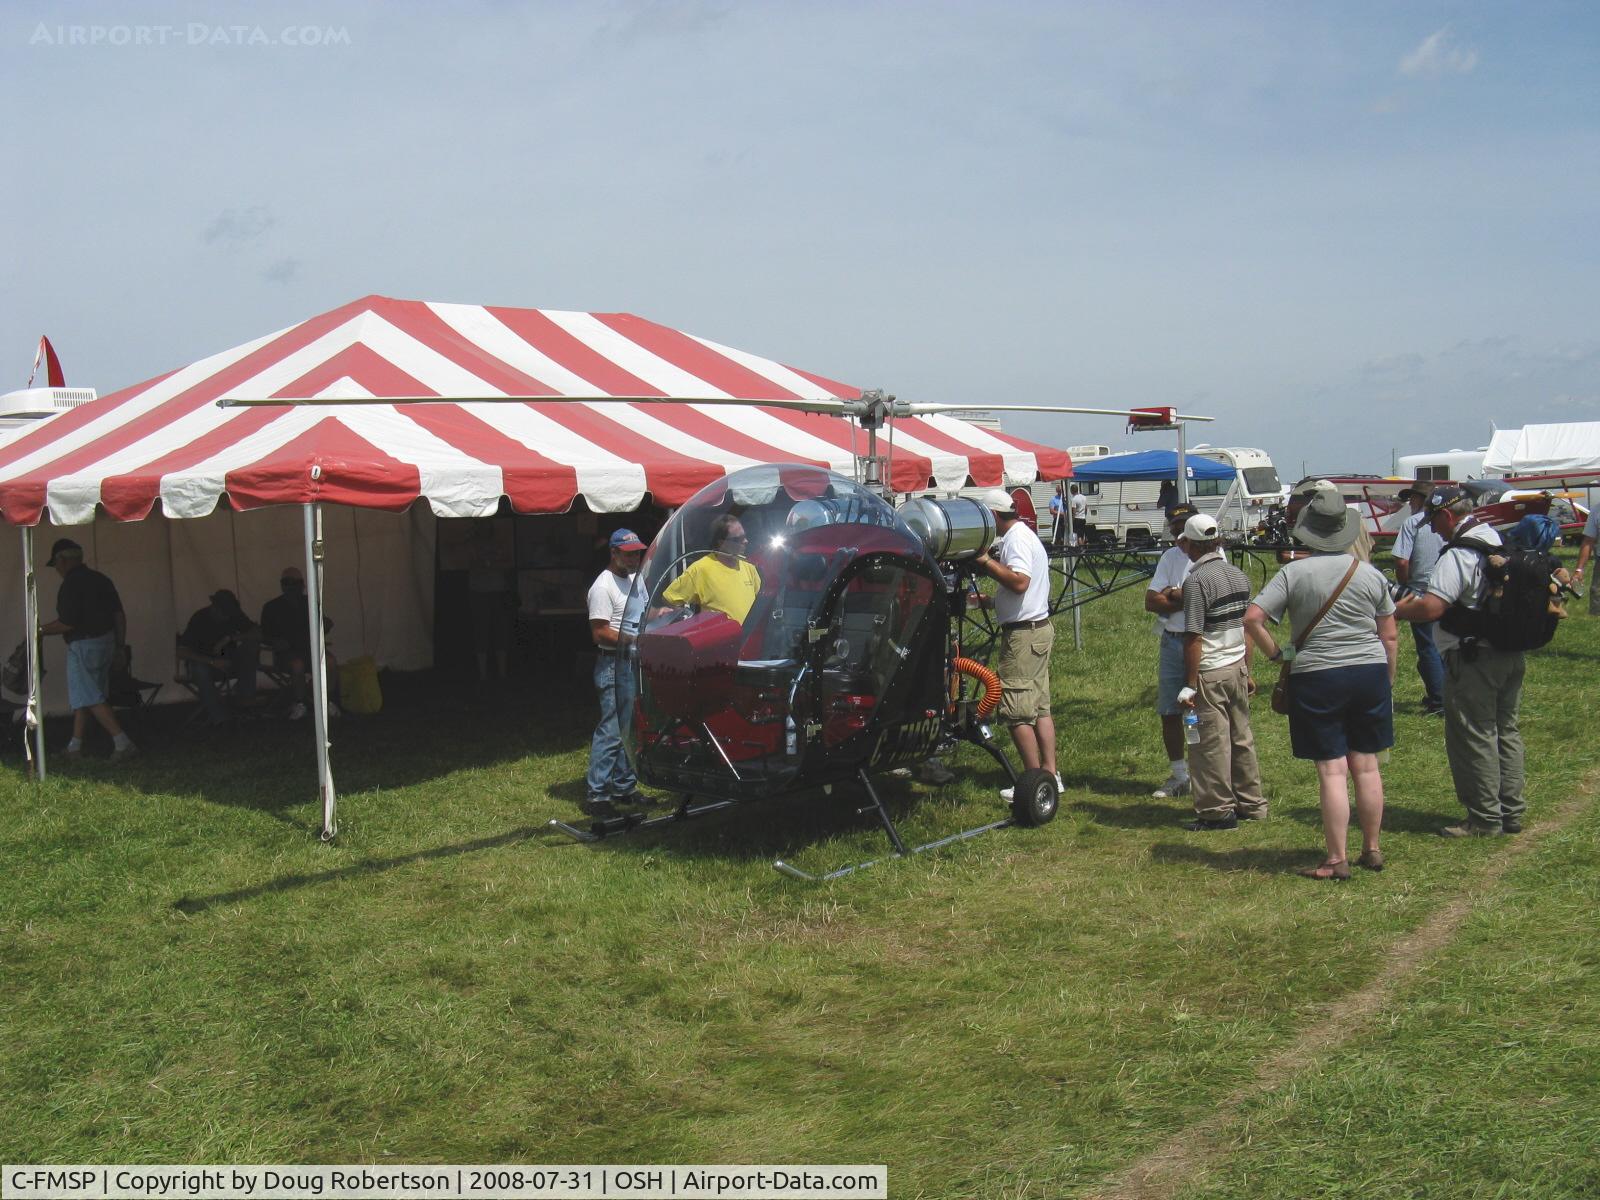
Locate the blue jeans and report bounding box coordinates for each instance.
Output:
[189,638,258,722]
[1412,620,1444,709]
[585,653,637,800]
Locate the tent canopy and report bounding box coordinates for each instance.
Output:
[1071,450,1233,483]
[1483,422,1600,478]
[0,295,1072,527]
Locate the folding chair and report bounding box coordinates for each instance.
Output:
[109,643,162,711]
[174,633,237,727]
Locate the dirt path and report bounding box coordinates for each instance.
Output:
[1085,782,1598,1200]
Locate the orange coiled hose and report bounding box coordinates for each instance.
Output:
[952,657,1003,718]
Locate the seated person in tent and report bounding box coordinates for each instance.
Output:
[177,589,262,727]
[659,514,763,624]
[260,566,340,720]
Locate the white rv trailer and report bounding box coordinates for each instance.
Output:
[1396,447,1491,482]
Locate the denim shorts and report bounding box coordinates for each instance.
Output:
[1286,663,1394,762]
[66,632,115,710]
[1156,631,1186,716]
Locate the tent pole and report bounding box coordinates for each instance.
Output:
[20,527,45,779]
[1176,423,1189,505]
[303,502,336,841]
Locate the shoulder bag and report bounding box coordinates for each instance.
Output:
[1270,556,1361,715]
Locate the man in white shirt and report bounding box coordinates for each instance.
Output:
[1392,487,1445,714]
[1395,487,1525,837]
[973,489,1060,795]
[1570,503,1600,615]
[583,529,650,819]
[1144,503,1199,798]
[1070,484,1089,544]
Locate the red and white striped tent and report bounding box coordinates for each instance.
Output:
[0,295,1070,526]
[1,296,1074,747]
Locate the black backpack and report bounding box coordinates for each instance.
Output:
[1437,533,1560,652]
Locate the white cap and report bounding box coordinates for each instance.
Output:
[981,488,1016,515]
[1182,513,1220,541]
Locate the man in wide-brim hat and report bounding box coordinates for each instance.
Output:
[1290,480,1361,552]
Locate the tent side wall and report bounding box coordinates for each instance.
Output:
[1,504,437,716]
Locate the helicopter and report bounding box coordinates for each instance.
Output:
[222,388,1211,873]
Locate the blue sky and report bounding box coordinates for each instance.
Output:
[3,1,1597,475]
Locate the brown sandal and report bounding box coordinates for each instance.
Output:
[1298,859,1351,881]
[1357,849,1384,872]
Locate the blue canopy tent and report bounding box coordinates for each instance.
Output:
[1070,450,1234,483]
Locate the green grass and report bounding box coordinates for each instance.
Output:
[3,559,1597,1198]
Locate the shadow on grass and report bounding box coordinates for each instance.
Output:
[40,671,594,817]
[1149,842,1314,875]
[170,773,992,910]
[172,822,561,914]
[1278,801,1457,835]
[1075,799,1189,830]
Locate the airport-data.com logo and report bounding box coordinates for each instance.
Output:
[29,23,353,48]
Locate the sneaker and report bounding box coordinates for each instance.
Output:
[917,757,957,785]
[999,786,1014,801]
[1152,775,1191,799]
[287,702,308,721]
[1439,821,1502,838]
[580,798,621,819]
[1422,704,1444,717]
[1054,772,1065,794]
[109,744,138,764]
[613,791,659,808]
[1183,815,1238,832]
[63,744,83,760]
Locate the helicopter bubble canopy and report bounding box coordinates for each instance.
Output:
[619,464,946,800]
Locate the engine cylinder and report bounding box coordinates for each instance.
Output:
[900,497,998,561]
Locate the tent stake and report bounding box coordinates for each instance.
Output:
[304,501,337,840]
[20,527,45,779]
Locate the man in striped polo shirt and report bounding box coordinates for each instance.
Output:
[1176,514,1265,831]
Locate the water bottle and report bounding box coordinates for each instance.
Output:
[785,716,799,757]
[1183,708,1200,745]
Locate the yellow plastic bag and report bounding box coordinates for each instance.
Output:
[338,655,382,715]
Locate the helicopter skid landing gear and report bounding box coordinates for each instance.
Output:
[772,766,1021,882]
[547,795,737,843]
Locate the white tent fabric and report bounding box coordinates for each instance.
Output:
[0,506,435,716]
[1482,428,1524,476]
[1489,422,1600,476]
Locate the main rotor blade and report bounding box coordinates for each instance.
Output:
[217,393,854,415]
[908,402,1215,422]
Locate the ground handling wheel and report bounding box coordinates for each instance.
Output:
[1010,767,1059,827]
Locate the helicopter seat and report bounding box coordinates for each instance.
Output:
[637,609,741,723]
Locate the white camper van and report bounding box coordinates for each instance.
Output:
[1191,446,1284,534]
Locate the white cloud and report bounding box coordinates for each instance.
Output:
[1399,27,1479,78]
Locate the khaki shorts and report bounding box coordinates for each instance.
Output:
[997,622,1054,725]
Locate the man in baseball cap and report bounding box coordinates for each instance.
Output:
[1146,501,1203,799]
[974,486,1060,799]
[1395,485,1530,836]
[583,528,653,818]
[1174,510,1266,830]
[38,539,138,761]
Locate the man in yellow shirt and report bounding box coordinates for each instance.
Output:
[662,514,762,622]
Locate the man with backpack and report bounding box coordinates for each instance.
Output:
[1395,486,1557,837]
